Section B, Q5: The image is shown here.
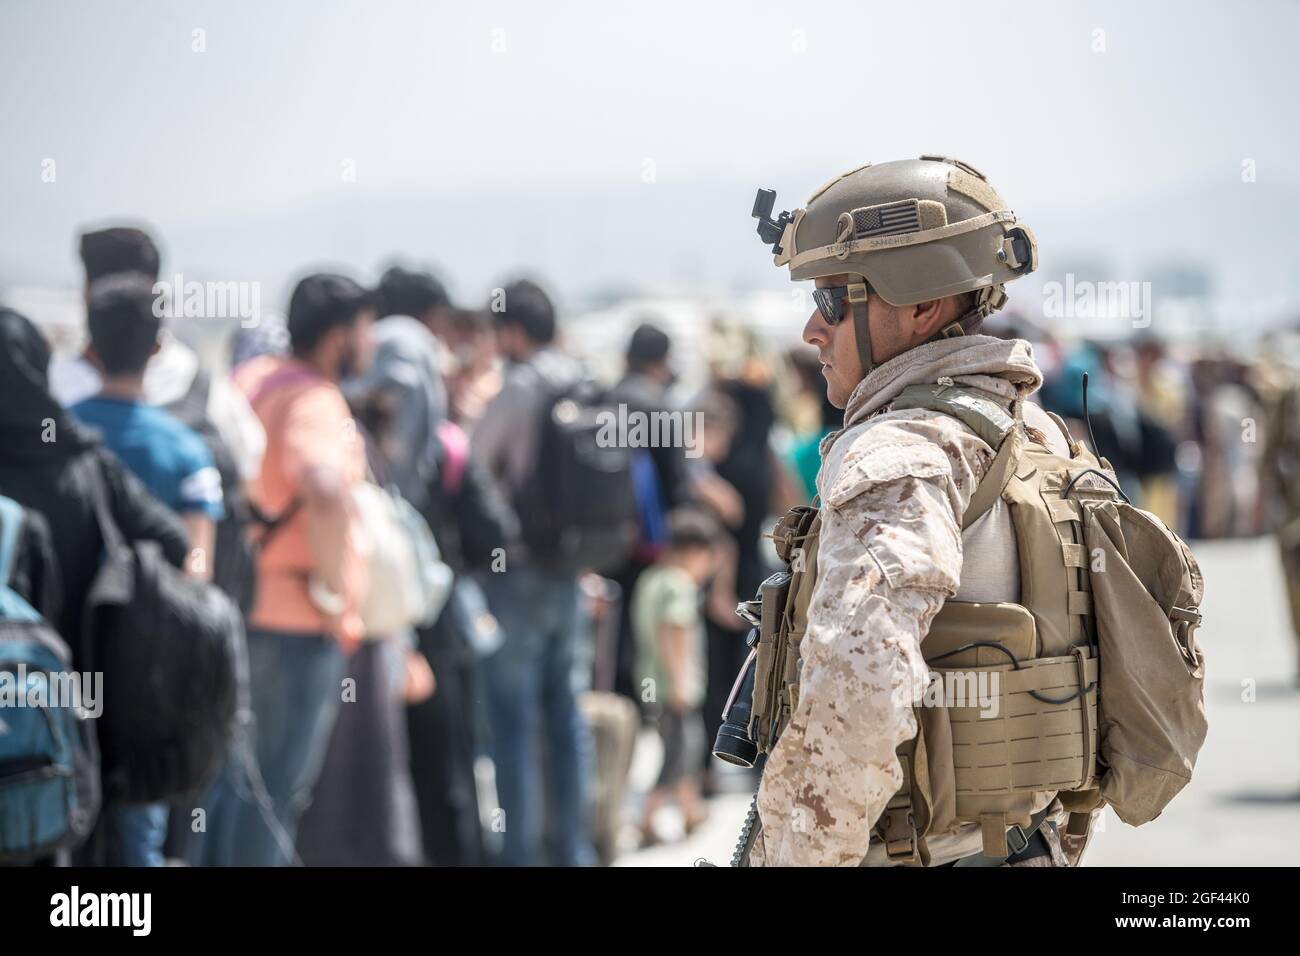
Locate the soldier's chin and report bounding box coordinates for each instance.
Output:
[824,376,850,409]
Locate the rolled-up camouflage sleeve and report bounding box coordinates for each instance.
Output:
[752,427,979,866]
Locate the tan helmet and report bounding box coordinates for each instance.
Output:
[753,156,1037,375]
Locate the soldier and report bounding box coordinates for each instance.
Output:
[740,157,1091,867]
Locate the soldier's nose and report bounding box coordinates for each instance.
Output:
[803,310,828,346]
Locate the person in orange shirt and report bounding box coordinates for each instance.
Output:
[193,273,374,866]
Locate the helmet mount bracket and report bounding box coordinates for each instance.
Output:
[752,188,794,255]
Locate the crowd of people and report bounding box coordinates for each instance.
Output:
[980,310,1299,546]
[3,222,1299,867]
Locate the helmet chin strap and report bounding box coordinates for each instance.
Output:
[845,280,1006,383]
[846,280,874,378]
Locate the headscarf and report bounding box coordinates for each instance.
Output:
[346,316,448,508]
[0,308,95,464]
[230,312,290,370]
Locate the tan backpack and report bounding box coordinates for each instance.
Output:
[743,383,1207,864]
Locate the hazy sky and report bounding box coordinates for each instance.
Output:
[3,0,1298,311]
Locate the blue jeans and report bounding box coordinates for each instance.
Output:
[190,628,344,866]
[481,567,594,866]
[104,803,168,867]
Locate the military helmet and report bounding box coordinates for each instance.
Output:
[754,156,1038,374]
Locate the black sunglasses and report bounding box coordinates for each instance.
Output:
[811,283,870,326]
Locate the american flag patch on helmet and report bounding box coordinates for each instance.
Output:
[852,200,921,238]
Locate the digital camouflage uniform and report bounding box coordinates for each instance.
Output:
[749,336,1074,868]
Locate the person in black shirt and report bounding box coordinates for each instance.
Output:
[0,308,189,664]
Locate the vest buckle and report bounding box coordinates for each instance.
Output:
[1006,824,1031,855]
[880,808,919,863]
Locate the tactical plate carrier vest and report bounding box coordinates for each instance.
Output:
[742,383,1207,865]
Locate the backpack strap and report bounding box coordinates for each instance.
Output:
[0,496,42,626]
[79,457,134,676]
[0,495,24,589]
[166,368,213,427]
[437,419,470,496]
[241,363,320,550]
[891,383,1026,529]
[246,363,321,409]
[962,423,1026,529]
[85,455,128,559]
[247,498,303,553]
[893,382,1017,446]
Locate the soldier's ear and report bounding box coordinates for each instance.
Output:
[910,298,948,340]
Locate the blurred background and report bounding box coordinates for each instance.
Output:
[2,0,1298,867]
[4,1,1299,325]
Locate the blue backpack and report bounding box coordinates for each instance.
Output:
[0,495,100,863]
[630,449,669,564]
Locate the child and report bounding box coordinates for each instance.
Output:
[631,507,720,844]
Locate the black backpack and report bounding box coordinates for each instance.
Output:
[82,454,245,805]
[516,378,638,574]
[165,370,259,615]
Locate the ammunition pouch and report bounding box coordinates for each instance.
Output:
[882,601,1100,863]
